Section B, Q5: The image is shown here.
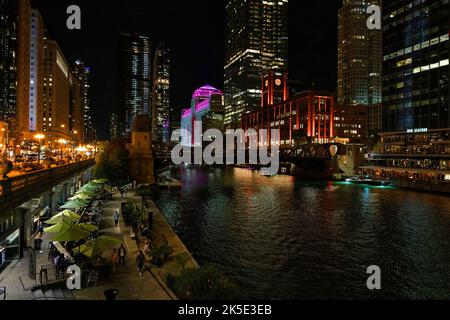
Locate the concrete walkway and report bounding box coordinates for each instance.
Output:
[1,188,198,300]
[0,239,73,300]
[73,192,175,300]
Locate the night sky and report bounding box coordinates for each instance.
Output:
[32,0,342,140]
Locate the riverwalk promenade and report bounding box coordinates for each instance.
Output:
[0,187,198,300]
[73,189,198,300]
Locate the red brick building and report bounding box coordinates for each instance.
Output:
[241,90,335,147]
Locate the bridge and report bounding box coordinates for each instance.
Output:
[0,158,96,215]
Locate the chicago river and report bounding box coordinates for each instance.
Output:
[156,167,450,299]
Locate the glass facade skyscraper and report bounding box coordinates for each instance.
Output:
[337,0,382,139]
[382,0,449,132]
[224,0,288,128]
[362,0,450,183]
[0,0,18,122]
[118,33,151,137]
[152,42,170,143]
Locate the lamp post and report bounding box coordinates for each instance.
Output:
[58,139,67,161]
[34,134,45,164]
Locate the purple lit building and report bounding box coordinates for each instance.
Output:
[180,85,224,146]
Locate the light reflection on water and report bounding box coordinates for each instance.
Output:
[155,167,450,299]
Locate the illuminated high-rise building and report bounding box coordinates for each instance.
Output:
[152,42,170,143]
[362,0,450,183]
[42,39,71,144]
[71,60,91,143]
[0,0,18,123]
[26,9,44,136]
[337,0,382,139]
[118,33,151,137]
[224,0,288,128]
[382,0,449,132]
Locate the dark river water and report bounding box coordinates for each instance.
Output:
[155,167,450,299]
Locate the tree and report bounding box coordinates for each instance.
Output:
[93,142,130,183]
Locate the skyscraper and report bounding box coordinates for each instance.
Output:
[71,60,90,143]
[382,0,449,132]
[27,9,44,135]
[118,33,151,137]
[361,0,450,183]
[224,0,288,128]
[15,0,31,143]
[0,0,18,123]
[42,39,71,144]
[152,42,170,143]
[337,0,382,139]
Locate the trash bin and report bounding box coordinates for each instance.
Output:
[104,289,119,300]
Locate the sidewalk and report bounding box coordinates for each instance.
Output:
[0,239,73,300]
[73,191,175,300]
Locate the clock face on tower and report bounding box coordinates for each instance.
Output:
[275,78,282,86]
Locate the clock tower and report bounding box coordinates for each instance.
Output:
[261,71,288,107]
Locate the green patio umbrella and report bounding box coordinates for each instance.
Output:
[78,223,99,232]
[44,220,73,233]
[60,198,89,210]
[76,189,96,196]
[75,236,122,257]
[69,193,92,201]
[50,225,91,242]
[45,210,80,225]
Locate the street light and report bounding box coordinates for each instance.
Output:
[58,139,67,160]
[34,134,45,164]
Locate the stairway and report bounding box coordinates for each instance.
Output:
[32,287,73,300]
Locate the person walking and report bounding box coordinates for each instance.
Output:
[143,241,151,255]
[130,228,140,248]
[111,249,119,272]
[56,253,65,279]
[113,210,120,227]
[120,188,124,198]
[118,244,127,267]
[136,251,145,277]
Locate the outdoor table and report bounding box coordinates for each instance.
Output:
[53,241,74,261]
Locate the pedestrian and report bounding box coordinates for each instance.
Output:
[136,251,145,277]
[143,241,151,255]
[120,188,124,198]
[130,228,140,248]
[113,210,120,227]
[34,233,43,251]
[139,221,145,236]
[111,249,119,272]
[56,253,65,279]
[118,244,127,267]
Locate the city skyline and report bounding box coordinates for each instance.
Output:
[31,0,342,140]
[2,0,450,304]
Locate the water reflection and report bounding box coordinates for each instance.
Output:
[155,167,450,299]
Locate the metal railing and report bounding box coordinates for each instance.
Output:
[0,158,95,210]
[0,286,5,300]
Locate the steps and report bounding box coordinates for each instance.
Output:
[32,287,73,300]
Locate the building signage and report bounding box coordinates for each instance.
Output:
[407,128,428,133]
